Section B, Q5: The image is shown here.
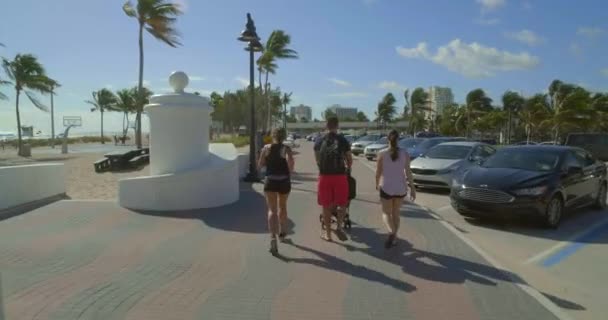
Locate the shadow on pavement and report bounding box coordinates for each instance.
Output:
[284,241,417,293]
[346,226,514,287]
[463,208,608,244]
[132,183,294,234]
[542,292,586,311]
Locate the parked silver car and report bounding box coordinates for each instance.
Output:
[351,134,383,156]
[364,137,389,160]
[410,141,495,189]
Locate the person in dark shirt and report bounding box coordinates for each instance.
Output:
[314,117,352,241]
[257,128,295,255]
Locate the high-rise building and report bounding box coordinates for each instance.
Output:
[290,104,312,122]
[328,104,358,120]
[426,86,454,119]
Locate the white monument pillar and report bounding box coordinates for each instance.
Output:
[147,71,211,175]
[118,71,239,211]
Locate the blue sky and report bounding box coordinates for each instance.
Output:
[1,0,607,134]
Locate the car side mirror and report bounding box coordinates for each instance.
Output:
[567,166,583,175]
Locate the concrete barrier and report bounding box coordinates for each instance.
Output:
[0,163,66,211]
[238,153,249,178]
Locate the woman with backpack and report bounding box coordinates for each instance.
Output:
[257,128,295,255]
[375,130,416,248]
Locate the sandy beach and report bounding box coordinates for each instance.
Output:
[0,142,249,200]
[1,148,149,200]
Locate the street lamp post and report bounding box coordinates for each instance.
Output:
[238,13,264,182]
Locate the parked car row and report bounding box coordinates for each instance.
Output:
[349,132,608,228]
[450,145,607,228]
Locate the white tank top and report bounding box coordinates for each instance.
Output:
[379,149,408,196]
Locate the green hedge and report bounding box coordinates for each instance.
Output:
[212,136,249,147]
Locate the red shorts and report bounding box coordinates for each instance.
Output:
[317,174,349,207]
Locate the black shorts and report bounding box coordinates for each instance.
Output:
[264,178,291,194]
[380,188,406,200]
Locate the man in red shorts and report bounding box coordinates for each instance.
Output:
[314,117,352,241]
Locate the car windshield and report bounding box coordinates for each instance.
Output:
[417,138,455,151]
[424,145,472,159]
[374,137,388,144]
[483,149,561,172]
[399,138,423,149]
[357,135,380,142]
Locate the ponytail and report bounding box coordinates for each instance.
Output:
[388,130,399,161]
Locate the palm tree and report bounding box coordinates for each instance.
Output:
[47,79,61,148]
[86,89,118,144]
[281,92,292,130]
[502,91,524,144]
[123,0,182,148]
[2,54,53,156]
[257,30,298,130]
[464,89,493,138]
[115,88,137,136]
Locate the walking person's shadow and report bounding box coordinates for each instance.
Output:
[282,240,417,293]
[345,225,513,286]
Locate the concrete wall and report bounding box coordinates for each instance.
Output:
[238,153,248,178]
[119,143,239,211]
[0,163,66,211]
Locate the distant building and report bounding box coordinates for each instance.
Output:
[290,104,312,122]
[426,86,454,120]
[328,104,358,120]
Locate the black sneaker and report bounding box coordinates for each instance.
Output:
[269,238,278,255]
[385,234,396,249]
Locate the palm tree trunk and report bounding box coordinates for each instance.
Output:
[15,89,23,156]
[136,22,144,149]
[258,68,262,91]
[51,90,55,148]
[101,108,105,144]
[264,71,270,131]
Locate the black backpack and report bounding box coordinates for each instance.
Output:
[318,134,346,174]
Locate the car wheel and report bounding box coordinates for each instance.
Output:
[366,157,373,161]
[545,195,563,229]
[593,183,607,210]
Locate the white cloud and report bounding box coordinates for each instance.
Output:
[328,78,352,87]
[601,68,608,77]
[130,80,151,87]
[104,84,114,89]
[396,39,540,78]
[476,0,506,11]
[396,42,429,58]
[569,43,583,57]
[189,76,205,81]
[577,27,604,38]
[234,76,249,86]
[377,81,407,91]
[504,29,545,46]
[328,92,368,98]
[474,18,500,25]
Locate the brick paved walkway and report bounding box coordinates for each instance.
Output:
[0,146,561,320]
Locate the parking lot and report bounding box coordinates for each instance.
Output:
[355,148,608,320]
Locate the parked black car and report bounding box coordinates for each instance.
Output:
[565,133,608,162]
[451,146,607,228]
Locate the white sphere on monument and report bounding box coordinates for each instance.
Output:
[169,71,189,93]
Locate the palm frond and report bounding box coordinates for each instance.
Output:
[123,1,137,17]
[25,91,49,112]
[145,26,181,47]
